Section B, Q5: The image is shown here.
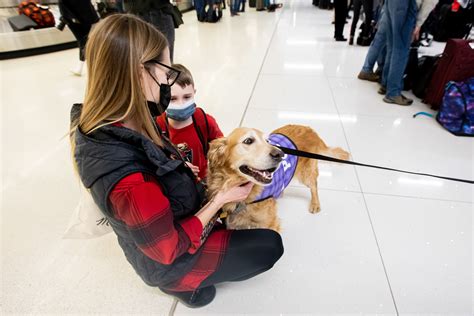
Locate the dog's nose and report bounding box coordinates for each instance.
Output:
[270,148,284,162]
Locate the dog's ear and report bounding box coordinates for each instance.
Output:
[208,137,228,169]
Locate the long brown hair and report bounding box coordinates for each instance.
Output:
[71,14,168,151]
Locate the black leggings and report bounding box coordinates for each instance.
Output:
[350,0,373,37]
[65,21,92,61]
[199,229,284,288]
[334,0,348,38]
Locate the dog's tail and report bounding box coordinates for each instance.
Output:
[319,147,350,161]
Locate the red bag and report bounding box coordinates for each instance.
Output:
[18,1,55,29]
[425,39,474,110]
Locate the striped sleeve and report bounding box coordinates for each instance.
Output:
[109,173,203,265]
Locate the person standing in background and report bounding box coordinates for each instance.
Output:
[349,0,373,45]
[357,1,386,81]
[380,0,436,105]
[58,0,99,76]
[334,0,348,41]
[124,0,179,62]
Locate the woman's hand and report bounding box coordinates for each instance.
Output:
[214,182,254,206]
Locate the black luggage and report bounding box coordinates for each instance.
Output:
[412,55,441,99]
[403,46,419,91]
[421,0,474,42]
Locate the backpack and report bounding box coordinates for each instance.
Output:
[421,0,473,42]
[412,54,442,99]
[356,22,375,46]
[18,1,55,28]
[436,77,474,136]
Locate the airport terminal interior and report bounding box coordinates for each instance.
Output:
[1,0,472,315]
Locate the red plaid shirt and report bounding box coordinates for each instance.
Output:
[109,172,231,291]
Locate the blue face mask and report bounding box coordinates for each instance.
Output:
[166,100,196,121]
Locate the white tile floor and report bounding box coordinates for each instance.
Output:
[1,1,473,315]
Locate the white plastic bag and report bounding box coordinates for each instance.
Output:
[63,187,113,239]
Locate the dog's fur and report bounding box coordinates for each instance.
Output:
[206,124,349,232]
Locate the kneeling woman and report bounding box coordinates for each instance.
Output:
[70,14,283,308]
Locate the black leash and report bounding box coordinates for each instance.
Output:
[276,146,474,185]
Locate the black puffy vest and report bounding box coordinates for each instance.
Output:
[72,105,205,289]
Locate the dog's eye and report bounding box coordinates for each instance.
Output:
[243,137,254,145]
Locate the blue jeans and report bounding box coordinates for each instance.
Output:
[381,0,417,98]
[361,9,387,73]
[231,0,241,13]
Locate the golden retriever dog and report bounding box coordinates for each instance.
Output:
[206,124,349,232]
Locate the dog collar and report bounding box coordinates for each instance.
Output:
[219,202,247,219]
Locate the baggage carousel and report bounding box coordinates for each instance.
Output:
[0,0,193,60]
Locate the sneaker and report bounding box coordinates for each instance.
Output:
[162,286,216,308]
[357,71,379,82]
[377,86,386,95]
[383,95,413,106]
[335,37,347,42]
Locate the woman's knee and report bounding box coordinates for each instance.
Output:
[255,229,284,267]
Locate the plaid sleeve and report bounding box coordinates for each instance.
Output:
[109,173,203,265]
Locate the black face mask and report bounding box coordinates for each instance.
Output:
[146,68,172,117]
[147,100,165,117]
[159,83,172,111]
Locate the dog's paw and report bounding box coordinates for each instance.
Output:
[309,203,321,213]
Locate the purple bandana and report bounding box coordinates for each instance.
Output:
[254,133,298,202]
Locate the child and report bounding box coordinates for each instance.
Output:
[156,64,223,181]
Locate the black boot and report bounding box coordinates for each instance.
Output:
[162,286,216,308]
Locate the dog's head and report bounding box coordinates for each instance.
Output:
[208,127,284,185]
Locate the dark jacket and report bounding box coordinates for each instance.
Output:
[124,0,173,14]
[58,0,100,25]
[71,104,206,288]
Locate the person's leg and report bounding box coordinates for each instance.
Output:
[161,229,283,308]
[232,0,240,13]
[360,9,386,75]
[199,229,284,287]
[376,41,386,72]
[350,0,362,38]
[381,1,394,93]
[334,0,347,40]
[385,0,417,99]
[361,0,373,37]
[63,20,90,75]
[195,0,204,20]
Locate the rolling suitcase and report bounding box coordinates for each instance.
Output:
[425,39,474,110]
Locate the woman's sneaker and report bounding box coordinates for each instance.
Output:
[162,286,216,308]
